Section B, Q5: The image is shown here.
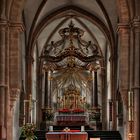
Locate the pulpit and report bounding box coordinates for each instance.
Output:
[46,132,88,140]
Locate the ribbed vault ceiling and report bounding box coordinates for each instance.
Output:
[23,0,118,98]
[23,0,118,53]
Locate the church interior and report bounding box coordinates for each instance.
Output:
[0,0,140,140]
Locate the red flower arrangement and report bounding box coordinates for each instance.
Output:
[73,108,84,113]
[58,108,70,113]
[58,108,85,114]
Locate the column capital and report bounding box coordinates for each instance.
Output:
[0,19,25,32]
[9,21,25,32]
[117,23,130,33]
[131,16,140,32]
[0,18,8,29]
[10,88,20,110]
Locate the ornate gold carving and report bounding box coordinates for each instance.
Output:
[62,84,82,109]
[41,21,102,63]
[43,63,57,71]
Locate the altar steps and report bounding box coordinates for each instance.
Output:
[87,130,122,140]
[20,130,122,140]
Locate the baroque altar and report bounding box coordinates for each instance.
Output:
[55,84,88,126]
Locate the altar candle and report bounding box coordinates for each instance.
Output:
[49,126,53,131]
[81,126,85,132]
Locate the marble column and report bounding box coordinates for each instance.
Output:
[94,71,98,107]
[49,71,52,108]
[44,70,52,108]
[44,71,48,107]
[91,71,94,107]
[48,71,52,108]
[133,17,140,140]
[41,71,45,108]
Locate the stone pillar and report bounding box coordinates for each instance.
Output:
[134,90,139,140]
[8,22,24,140]
[0,0,5,19]
[101,69,107,130]
[26,55,34,97]
[117,23,130,107]
[109,54,118,131]
[9,22,24,88]
[25,56,34,123]
[0,18,7,140]
[19,80,25,126]
[9,22,24,107]
[117,23,130,140]
[132,17,140,140]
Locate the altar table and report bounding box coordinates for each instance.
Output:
[46,132,88,140]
